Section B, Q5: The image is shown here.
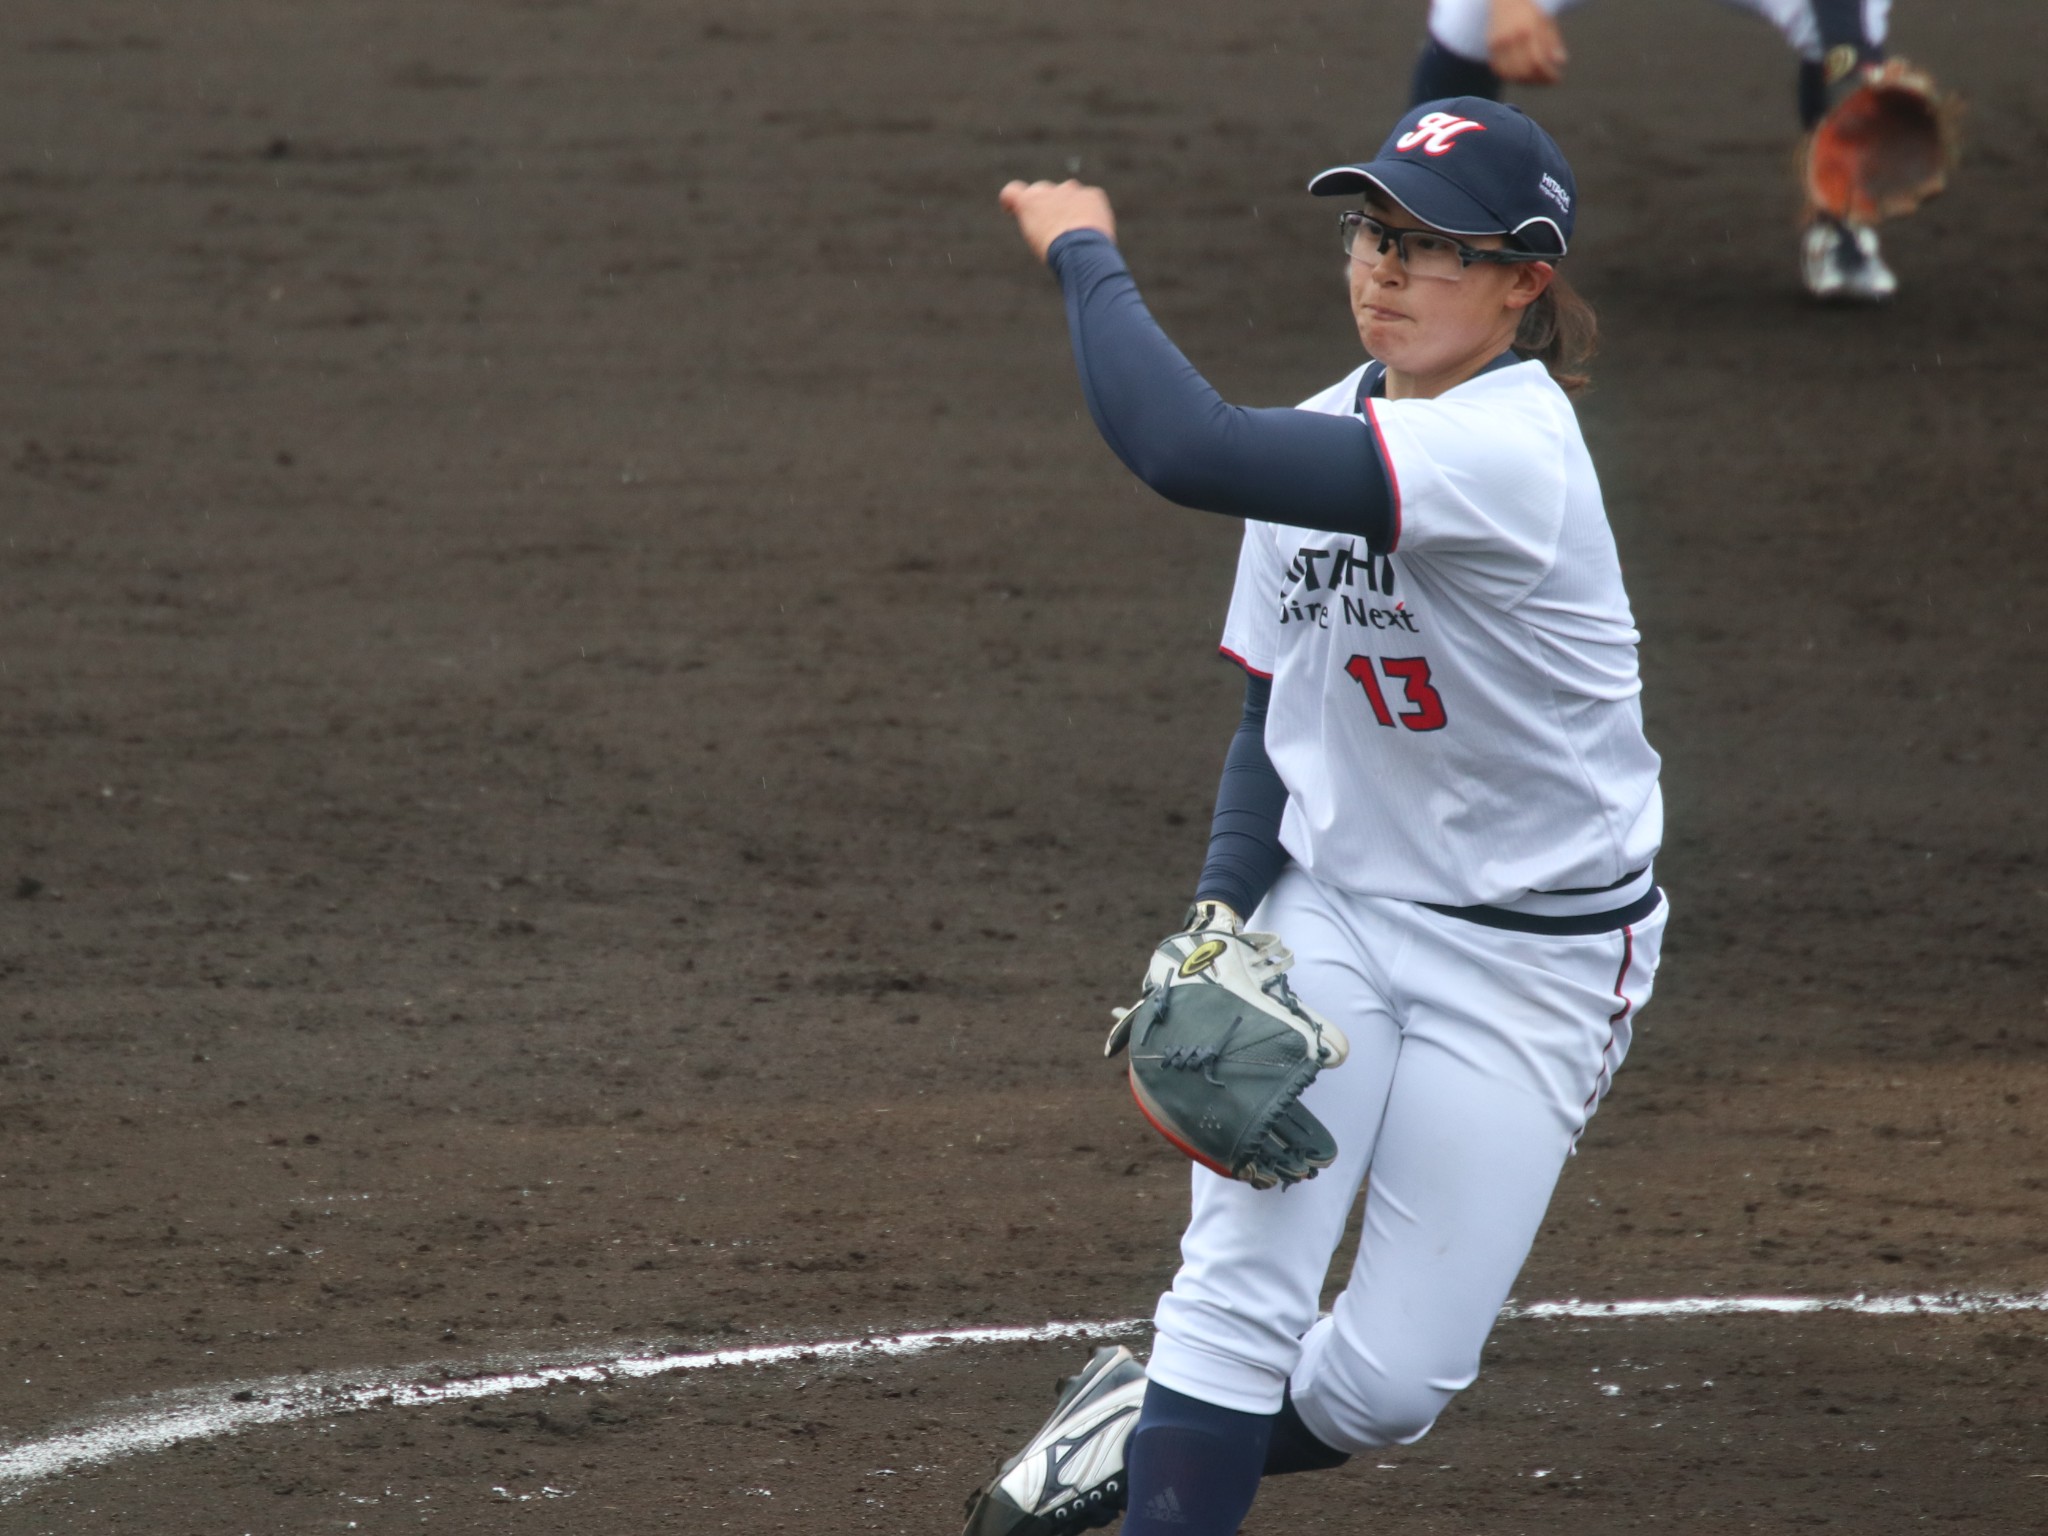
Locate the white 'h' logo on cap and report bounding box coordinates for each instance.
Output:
[1396,112,1485,156]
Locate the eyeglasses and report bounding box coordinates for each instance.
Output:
[1338,211,1548,282]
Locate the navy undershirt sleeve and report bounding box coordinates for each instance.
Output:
[1800,0,1883,125]
[1194,671,1289,918]
[1811,0,1879,60]
[1046,229,1396,550]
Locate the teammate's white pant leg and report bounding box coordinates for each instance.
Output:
[1429,1,1891,67]
[1708,0,1892,61]
[1145,865,1666,1449]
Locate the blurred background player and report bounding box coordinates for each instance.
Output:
[1411,0,1902,300]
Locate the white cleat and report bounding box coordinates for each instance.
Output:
[961,1345,1146,1536]
[1801,219,1898,303]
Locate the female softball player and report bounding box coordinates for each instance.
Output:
[966,98,1668,1536]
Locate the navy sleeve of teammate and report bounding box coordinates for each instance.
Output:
[1800,0,1885,123]
[1193,671,1290,919]
[1048,230,1397,550]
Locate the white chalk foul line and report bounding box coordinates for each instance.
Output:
[3,1290,2044,1501]
[1501,1291,2048,1321]
[0,1319,1130,1502]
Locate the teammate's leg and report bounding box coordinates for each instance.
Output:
[1708,0,1892,116]
[1288,898,1666,1450]
[1797,0,1891,120]
[1712,0,1899,297]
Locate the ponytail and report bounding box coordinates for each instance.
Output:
[1513,272,1598,396]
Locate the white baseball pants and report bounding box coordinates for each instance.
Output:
[1145,863,1666,1451]
[1426,0,1891,65]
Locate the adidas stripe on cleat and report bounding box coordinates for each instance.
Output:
[960,1344,1146,1536]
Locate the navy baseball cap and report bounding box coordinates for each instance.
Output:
[1307,97,1577,257]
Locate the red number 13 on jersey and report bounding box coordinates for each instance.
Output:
[1344,654,1448,732]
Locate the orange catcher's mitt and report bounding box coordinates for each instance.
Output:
[1803,58,1961,225]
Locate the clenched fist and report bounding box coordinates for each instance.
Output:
[999,179,1118,263]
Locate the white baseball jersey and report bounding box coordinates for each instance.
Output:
[1219,357,1661,911]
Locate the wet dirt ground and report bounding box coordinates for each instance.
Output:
[2,0,2044,1530]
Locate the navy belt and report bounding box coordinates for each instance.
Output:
[1420,884,1664,936]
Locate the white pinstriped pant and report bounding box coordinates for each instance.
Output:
[1145,862,1666,1451]
[1426,0,1891,64]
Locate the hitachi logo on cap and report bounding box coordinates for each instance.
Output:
[1539,173,1571,212]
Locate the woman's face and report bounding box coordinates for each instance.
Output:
[1347,194,1550,396]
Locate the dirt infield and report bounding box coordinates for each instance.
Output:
[3,0,2043,1530]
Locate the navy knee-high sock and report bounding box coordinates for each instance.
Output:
[1410,37,1501,107]
[1262,1389,1352,1476]
[1121,1382,1272,1535]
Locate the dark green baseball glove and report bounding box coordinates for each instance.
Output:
[1104,903,1349,1191]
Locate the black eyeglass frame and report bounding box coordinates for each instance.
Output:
[1337,210,1552,270]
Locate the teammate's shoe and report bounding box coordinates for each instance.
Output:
[1801,218,1897,303]
[960,1344,1146,1536]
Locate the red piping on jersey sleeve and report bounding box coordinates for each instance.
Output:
[1218,645,1273,680]
[1363,399,1404,553]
